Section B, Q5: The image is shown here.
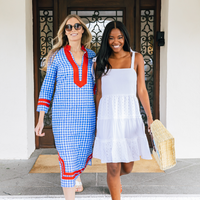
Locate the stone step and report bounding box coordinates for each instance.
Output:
[0,195,200,200]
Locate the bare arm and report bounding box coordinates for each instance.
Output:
[135,53,153,131]
[94,62,102,136]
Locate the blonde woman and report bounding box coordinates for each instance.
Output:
[34,15,96,200]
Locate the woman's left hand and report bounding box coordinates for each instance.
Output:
[147,117,153,133]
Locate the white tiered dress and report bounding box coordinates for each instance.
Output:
[93,50,152,163]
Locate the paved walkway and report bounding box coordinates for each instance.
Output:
[1,195,200,200]
[0,149,200,199]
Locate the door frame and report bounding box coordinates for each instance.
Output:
[33,0,161,148]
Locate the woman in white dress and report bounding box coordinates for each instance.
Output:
[93,21,153,200]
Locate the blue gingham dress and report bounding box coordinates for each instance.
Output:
[37,46,96,187]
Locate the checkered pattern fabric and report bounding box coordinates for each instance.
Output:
[37,47,96,187]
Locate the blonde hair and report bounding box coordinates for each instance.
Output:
[42,14,92,71]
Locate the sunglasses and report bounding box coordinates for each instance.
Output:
[65,23,82,31]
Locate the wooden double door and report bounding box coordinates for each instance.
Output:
[33,0,161,148]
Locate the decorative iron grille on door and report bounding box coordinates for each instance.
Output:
[39,9,155,126]
[70,10,123,53]
[140,10,154,125]
[39,10,123,126]
[39,10,53,126]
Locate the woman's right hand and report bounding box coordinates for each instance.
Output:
[35,120,45,137]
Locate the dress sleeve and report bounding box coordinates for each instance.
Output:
[37,58,58,113]
[91,56,97,81]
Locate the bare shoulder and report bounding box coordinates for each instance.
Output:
[134,52,144,73]
[135,52,144,64]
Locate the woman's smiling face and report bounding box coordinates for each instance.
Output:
[65,17,84,42]
[108,28,125,53]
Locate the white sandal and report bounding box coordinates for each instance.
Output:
[75,180,83,192]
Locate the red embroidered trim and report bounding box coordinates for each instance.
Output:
[93,83,96,95]
[38,99,51,104]
[37,102,50,107]
[37,99,50,107]
[58,153,92,180]
[64,45,88,88]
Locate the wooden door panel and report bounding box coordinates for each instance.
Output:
[60,0,135,48]
[33,0,56,148]
[141,0,156,7]
[153,0,161,120]
[38,0,53,7]
[66,0,133,7]
[33,0,160,149]
[39,128,55,148]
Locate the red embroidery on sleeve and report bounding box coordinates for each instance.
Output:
[37,102,50,107]
[38,99,51,104]
[37,99,51,107]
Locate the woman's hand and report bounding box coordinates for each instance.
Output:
[35,120,45,137]
[147,117,153,133]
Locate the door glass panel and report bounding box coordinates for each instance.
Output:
[39,10,53,126]
[140,10,154,125]
[117,11,123,15]
[70,10,123,53]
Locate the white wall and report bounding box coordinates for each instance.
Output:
[160,0,200,158]
[0,0,35,159]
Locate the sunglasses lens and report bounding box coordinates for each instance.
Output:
[74,23,82,30]
[65,24,72,31]
[65,23,82,31]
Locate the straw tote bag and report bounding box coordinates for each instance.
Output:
[149,119,176,170]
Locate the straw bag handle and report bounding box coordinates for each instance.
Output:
[149,130,156,152]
